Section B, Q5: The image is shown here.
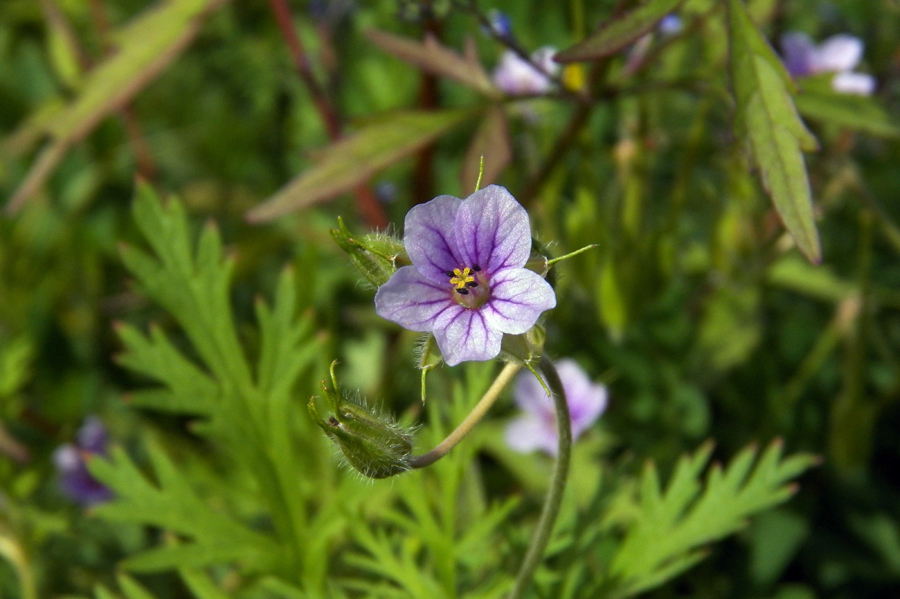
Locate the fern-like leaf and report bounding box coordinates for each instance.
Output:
[607,440,817,597]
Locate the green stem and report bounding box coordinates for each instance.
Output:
[509,355,572,599]
[410,362,522,468]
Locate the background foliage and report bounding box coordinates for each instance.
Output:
[1,0,900,598]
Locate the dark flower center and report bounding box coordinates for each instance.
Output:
[445,264,490,309]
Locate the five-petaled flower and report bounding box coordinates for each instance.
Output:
[374,185,556,366]
[780,32,875,96]
[53,416,112,506]
[505,359,607,456]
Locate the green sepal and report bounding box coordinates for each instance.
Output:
[329,217,409,287]
[416,334,444,403]
[501,324,546,367]
[527,238,556,289]
[308,362,414,479]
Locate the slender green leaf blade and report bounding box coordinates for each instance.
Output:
[246,108,476,222]
[796,91,900,138]
[366,30,500,98]
[555,0,683,62]
[728,0,821,263]
[6,0,225,213]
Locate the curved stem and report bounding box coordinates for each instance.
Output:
[509,355,572,599]
[410,362,522,468]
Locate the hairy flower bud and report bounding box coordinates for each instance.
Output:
[330,217,409,287]
[309,362,414,478]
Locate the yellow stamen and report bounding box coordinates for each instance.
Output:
[449,267,475,291]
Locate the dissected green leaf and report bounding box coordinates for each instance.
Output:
[366,30,500,98]
[555,0,683,62]
[6,0,227,214]
[246,108,476,222]
[607,440,817,597]
[89,442,281,574]
[728,0,821,263]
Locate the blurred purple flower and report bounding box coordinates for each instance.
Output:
[658,14,682,36]
[781,32,875,95]
[505,359,607,456]
[484,9,512,38]
[374,185,556,366]
[492,47,559,96]
[53,416,112,506]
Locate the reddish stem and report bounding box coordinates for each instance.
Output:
[267,0,388,228]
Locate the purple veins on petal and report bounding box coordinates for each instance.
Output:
[403,194,463,282]
[482,268,556,335]
[374,266,456,332]
[456,185,532,273]
[374,184,556,366]
[433,307,503,366]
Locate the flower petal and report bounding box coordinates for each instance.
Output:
[554,359,608,438]
[433,307,502,366]
[456,185,532,273]
[781,32,816,78]
[374,266,455,332]
[832,71,875,96]
[513,370,556,420]
[815,34,863,73]
[482,268,556,335]
[404,195,464,282]
[505,414,559,455]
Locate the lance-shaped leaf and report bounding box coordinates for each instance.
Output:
[796,92,900,139]
[460,105,511,193]
[246,108,476,222]
[728,0,821,263]
[367,30,501,99]
[555,0,683,62]
[5,0,226,214]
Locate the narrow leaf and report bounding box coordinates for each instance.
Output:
[366,30,500,98]
[460,106,511,193]
[728,0,821,263]
[246,108,475,222]
[6,0,226,214]
[796,92,900,139]
[555,0,683,62]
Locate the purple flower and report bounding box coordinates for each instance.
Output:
[374,185,556,366]
[781,32,875,96]
[505,359,607,456]
[658,14,682,36]
[52,416,112,506]
[492,47,559,96]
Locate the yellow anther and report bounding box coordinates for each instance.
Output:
[449,267,475,290]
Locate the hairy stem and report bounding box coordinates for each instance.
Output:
[509,355,572,599]
[410,362,522,468]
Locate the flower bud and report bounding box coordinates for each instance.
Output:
[330,218,409,287]
[309,362,414,478]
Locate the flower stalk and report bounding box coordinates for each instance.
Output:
[409,361,522,468]
[509,354,572,599]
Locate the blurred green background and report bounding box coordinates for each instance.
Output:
[2,0,900,598]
